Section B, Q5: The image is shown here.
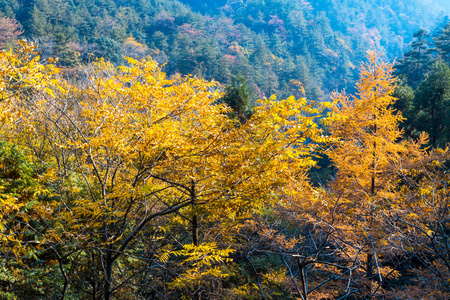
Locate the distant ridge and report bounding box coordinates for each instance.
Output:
[1,0,447,100]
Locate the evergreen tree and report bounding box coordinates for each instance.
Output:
[396,29,434,88]
[28,4,48,37]
[392,76,416,138]
[52,24,73,55]
[434,22,450,65]
[87,36,123,65]
[414,60,450,147]
[220,73,252,123]
[0,0,19,18]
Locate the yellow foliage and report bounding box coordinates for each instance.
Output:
[328,50,426,204]
[0,41,339,297]
[168,243,234,293]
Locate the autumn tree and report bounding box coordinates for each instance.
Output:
[121,36,148,59]
[0,141,59,299]
[0,17,23,48]
[0,42,61,299]
[379,148,450,299]
[1,41,336,299]
[326,50,427,297]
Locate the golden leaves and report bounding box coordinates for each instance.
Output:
[0,41,347,298]
[167,243,235,293]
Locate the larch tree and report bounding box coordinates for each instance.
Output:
[327,50,426,297]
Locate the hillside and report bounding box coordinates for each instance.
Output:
[0,0,446,100]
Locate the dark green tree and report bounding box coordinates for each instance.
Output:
[27,4,48,37]
[392,76,416,138]
[435,22,450,65]
[0,141,62,300]
[0,0,19,18]
[52,24,78,66]
[151,30,169,52]
[87,36,123,65]
[396,29,434,88]
[414,60,450,147]
[220,73,252,123]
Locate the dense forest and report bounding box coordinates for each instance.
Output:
[0,0,449,100]
[1,1,450,300]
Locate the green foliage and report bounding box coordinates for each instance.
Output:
[394,23,450,147]
[435,22,450,65]
[0,0,443,98]
[395,29,434,88]
[87,36,123,65]
[414,60,450,147]
[221,73,252,122]
[0,141,36,196]
[0,142,61,300]
[392,76,416,137]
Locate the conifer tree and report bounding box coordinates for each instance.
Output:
[328,51,425,295]
[392,76,416,138]
[396,29,434,88]
[414,60,450,147]
[28,5,48,37]
[435,22,450,64]
[221,72,252,122]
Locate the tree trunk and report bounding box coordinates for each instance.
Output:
[104,248,113,300]
[190,180,198,247]
[366,123,377,292]
[190,180,199,300]
[192,214,198,247]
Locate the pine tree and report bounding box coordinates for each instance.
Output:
[28,4,48,37]
[221,72,252,122]
[392,76,416,138]
[396,29,434,88]
[434,22,450,65]
[414,60,450,147]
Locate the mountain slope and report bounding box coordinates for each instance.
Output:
[0,0,446,100]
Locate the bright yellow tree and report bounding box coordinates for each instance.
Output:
[327,50,427,296]
[0,41,58,254]
[1,42,337,299]
[0,42,62,299]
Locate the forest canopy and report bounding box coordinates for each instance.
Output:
[0,0,448,100]
[0,38,449,300]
